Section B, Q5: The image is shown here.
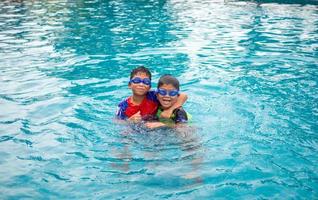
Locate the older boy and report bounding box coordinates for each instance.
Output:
[116,66,187,122]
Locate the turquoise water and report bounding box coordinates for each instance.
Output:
[1,0,318,199]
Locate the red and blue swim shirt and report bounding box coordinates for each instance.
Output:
[116,91,158,120]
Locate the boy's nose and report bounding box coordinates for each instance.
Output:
[138,82,147,86]
[137,83,146,86]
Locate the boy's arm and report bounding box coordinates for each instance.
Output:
[145,121,167,129]
[160,93,188,119]
[145,120,177,129]
[116,99,128,120]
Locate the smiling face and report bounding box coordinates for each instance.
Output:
[129,72,151,96]
[156,83,179,109]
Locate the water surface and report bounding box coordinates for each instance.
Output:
[0,0,317,199]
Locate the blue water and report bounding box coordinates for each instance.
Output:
[1,0,318,199]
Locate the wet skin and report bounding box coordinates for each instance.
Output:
[156,83,178,110]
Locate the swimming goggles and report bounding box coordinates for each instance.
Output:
[129,77,151,86]
[156,88,179,97]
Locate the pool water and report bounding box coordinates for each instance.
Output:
[1,0,317,199]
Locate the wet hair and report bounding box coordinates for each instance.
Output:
[157,74,180,90]
[130,66,151,80]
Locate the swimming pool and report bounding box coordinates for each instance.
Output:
[0,0,317,199]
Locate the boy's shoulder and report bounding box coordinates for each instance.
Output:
[172,107,189,123]
[118,97,130,108]
[146,90,158,102]
[116,97,130,120]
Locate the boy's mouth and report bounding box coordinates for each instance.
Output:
[134,86,148,94]
[161,98,171,105]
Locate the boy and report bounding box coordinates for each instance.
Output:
[116,66,187,122]
[145,74,189,129]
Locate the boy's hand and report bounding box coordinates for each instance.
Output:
[145,122,165,129]
[128,111,142,122]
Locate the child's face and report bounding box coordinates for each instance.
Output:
[129,72,151,96]
[156,84,178,109]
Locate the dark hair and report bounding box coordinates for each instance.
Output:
[130,66,151,80]
[157,74,180,90]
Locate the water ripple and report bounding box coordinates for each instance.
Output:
[0,0,318,199]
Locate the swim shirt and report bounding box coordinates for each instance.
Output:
[116,91,158,120]
[156,107,189,124]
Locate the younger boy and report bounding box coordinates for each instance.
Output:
[116,66,187,122]
[145,74,189,129]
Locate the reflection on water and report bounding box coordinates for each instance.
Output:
[0,0,318,199]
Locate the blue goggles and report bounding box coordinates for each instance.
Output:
[156,88,179,97]
[129,77,151,86]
